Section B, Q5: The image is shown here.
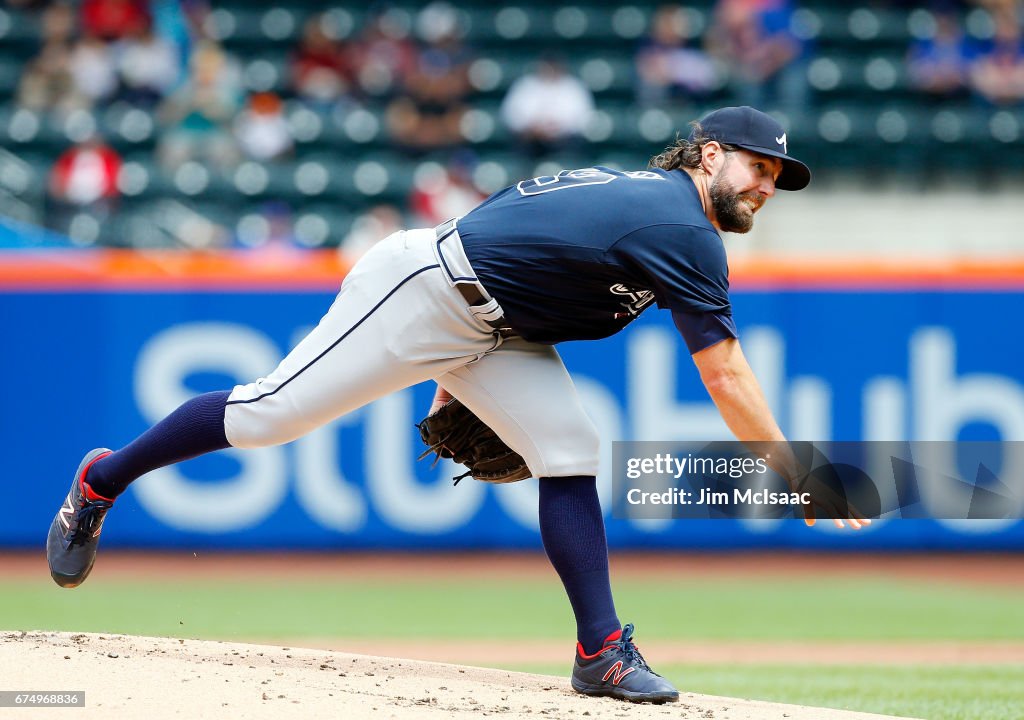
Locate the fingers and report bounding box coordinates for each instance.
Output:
[800,501,872,530]
[813,495,873,530]
[807,514,872,530]
[842,500,873,530]
[830,516,872,530]
[802,503,815,527]
[801,490,874,531]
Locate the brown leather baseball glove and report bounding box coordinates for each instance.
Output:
[417,398,532,484]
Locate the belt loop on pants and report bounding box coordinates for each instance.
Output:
[434,219,516,337]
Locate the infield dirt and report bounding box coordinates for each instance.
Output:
[2,631,918,720]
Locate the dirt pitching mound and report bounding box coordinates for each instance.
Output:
[1,632,913,720]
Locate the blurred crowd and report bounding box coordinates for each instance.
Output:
[637,0,1024,108]
[905,0,1024,105]
[1,0,1022,251]
[9,0,491,249]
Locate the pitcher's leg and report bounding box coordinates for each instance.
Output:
[224,230,496,448]
[86,391,231,499]
[436,340,615,652]
[48,229,495,588]
[539,475,621,653]
[83,250,445,497]
[92,229,472,493]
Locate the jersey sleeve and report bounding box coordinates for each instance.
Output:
[671,308,738,354]
[610,224,732,314]
[611,223,736,354]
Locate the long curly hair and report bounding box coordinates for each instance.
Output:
[648,122,740,171]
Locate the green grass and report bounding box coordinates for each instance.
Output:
[500,664,1024,720]
[2,576,1021,642]
[3,573,1022,720]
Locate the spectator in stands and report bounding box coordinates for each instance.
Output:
[17,41,74,112]
[708,0,810,114]
[291,13,354,108]
[80,0,150,42]
[233,92,293,162]
[69,32,119,108]
[18,40,79,115]
[407,152,486,228]
[635,5,720,106]
[907,9,973,101]
[17,3,81,114]
[47,133,122,235]
[346,9,417,99]
[42,1,76,44]
[500,57,595,158]
[114,22,181,106]
[386,2,473,152]
[968,17,1024,105]
[149,0,205,77]
[157,40,242,171]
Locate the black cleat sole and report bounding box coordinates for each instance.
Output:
[571,678,680,704]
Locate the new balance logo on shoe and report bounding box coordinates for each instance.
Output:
[57,493,76,530]
[601,661,636,685]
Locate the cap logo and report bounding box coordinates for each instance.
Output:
[776,133,788,154]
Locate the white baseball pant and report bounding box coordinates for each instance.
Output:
[223,227,599,478]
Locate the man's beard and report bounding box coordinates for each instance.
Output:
[709,173,761,234]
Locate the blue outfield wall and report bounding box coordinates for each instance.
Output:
[4,286,1024,551]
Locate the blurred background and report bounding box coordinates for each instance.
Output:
[0,0,1020,252]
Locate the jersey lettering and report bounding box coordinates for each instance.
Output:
[622,170,664,180]
[610,283,655,319]
[516,168,666,197]
[516,168,616,196]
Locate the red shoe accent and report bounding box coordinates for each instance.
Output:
[576,628,623,659]
[79,451,115,502]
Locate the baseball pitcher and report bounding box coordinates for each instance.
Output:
[47,107,868,704]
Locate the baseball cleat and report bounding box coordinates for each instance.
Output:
[46,448,115,588]
[571,623,679,703]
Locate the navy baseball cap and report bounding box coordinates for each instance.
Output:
[690,106,811,191]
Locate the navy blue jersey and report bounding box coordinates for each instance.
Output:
[457,167,737,353]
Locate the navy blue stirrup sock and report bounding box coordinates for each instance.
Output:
[539,475,621,656]
[85,391,233,499]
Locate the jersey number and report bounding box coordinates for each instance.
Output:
[516,168,663,196]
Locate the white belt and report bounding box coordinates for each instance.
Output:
[433,219,513,332]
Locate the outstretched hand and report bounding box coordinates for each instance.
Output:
[794,471,872,530]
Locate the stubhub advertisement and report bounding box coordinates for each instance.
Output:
[3,286,1024,550]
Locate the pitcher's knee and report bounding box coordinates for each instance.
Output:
[225,422,294,449]
[531,419,600,477]
[223,405,310,449]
